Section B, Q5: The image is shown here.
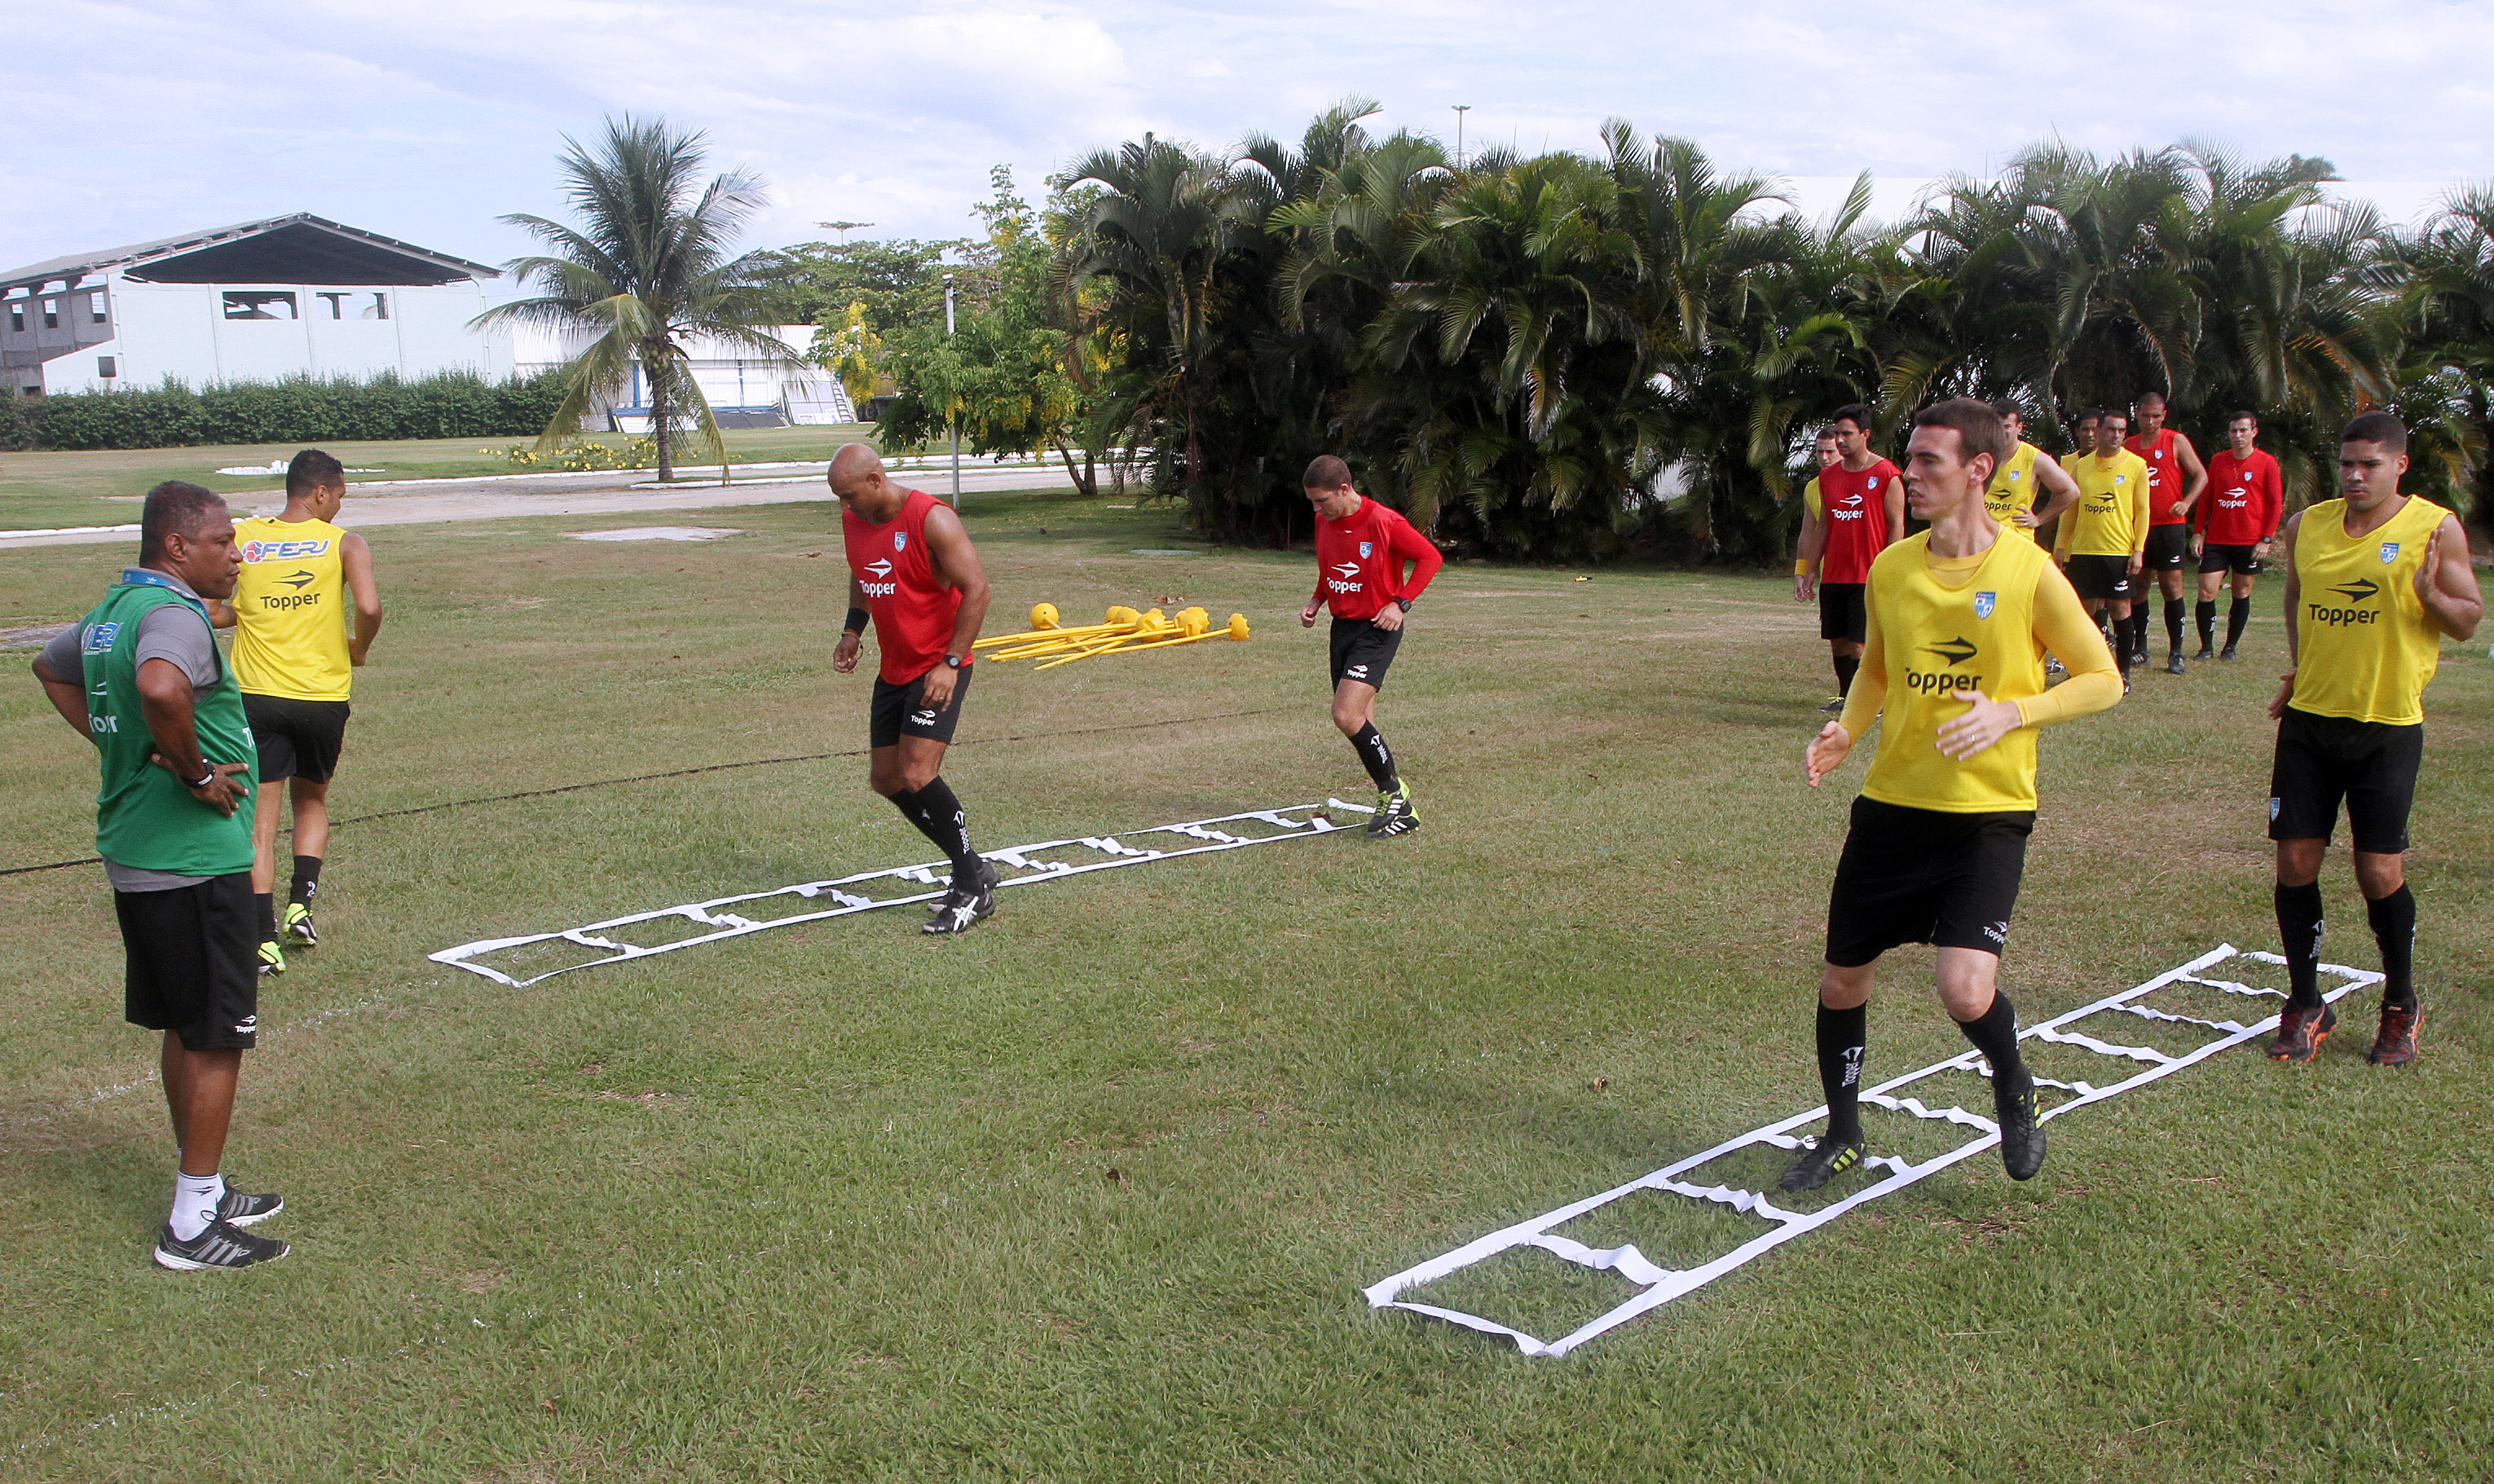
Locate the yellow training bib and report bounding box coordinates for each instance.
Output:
[1862,532,2056,814]
[231,516,353,701]
[2059,450,2151,557]
[1984,441,2040,541]
[2289,497,2448,725]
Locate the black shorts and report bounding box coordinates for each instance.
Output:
[2268,707,2423,854]
[1818,583,1867,644]
[2064,554,2135,601]
[870,666,972,749]
[116,872,258,1051]
[1329,617,1403,691]
[2200,543,2263,576]
[2144,524,2191,570]
[1826,796,2034,968]
[244,694,350,784]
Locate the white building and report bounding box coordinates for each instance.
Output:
[510,324,856,429]
[2,214,509,396]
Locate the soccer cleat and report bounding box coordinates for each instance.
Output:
[214,1185,284,1228]
[1994,1079,2045,1181]
[1818,697,1846,714]
[2165,653,2187,676]
[2130,645,2150,667]
[922,859,998,936]
[2194,645,2216,663]
[2219,645,2240,663]
[154,1219,289,1271]
[256,939,286,976]
[1368,782,1420,838]
[280,901,318,947]
[2268,1002,2338,1063]
[1778,1136,1863,1192]
[2368,1004,2422,1067]
[2121,675,2131,696]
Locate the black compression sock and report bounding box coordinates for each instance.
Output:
[254,892,275,944]
[2365,886,2417,1011]
[2130,608,2152,655]
[1816,1002,1867,1146]
[1349,723,1400,791]
[289,855,322,905]
[2226,597,2252,650]
[2195,600,2217,650]
[910,777,979,877]
[2276,880,2325,1008]
[1954,991,2032,1094]
[2164,598,2184,654]
[1834,653,1859,697]
[2113,633,2131,678]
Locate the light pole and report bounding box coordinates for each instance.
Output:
[944,271,960,509]
[1453,104,1470,171]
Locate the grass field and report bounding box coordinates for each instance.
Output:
[2,486,2488,1481]
[0,426,884,531]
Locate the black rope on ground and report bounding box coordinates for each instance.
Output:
[0,706,1298,879]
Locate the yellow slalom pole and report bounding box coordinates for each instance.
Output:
[1047,614,1250,662]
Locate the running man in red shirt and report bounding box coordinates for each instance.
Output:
[827,444,999,934]
[2124,390,2210,673]
[1800,403,1906,713]
[1297,455,1444,837]
[2190,410,2285,661]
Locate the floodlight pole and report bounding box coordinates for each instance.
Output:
[945,272,961,509]
[1453,105,1470,171]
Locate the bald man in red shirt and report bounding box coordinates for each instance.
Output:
[1298,455,1444,837]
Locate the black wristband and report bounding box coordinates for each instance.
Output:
[844,606,870,636]
[189,766,217,790]
[1396,597,1413,613]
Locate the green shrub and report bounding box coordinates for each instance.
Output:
[16,370,574,451]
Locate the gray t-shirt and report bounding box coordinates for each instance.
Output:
[42,573,230,892]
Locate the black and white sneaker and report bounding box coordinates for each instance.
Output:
[1368,782,1420,838]
[1994,1078,2045,1181]
[922,859,998,936]
[1778,1135,1864,1193]
[154,1219,289,1271]
[215,1185,284,1228]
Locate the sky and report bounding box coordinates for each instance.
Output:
[7,0,2491,292]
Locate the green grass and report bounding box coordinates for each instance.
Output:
[0,425,886,531]
[2,489,2488,1481]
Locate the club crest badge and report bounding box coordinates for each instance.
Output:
[1359,540,1373,558]
[2379,541,2399,564]
[894,531,908,553]
[2008,469,2022,481]
[1973,591,1996,619]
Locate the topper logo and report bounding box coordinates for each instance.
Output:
[866,558,893,578]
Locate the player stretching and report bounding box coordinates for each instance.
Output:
[2190,412,2283,661]
[1802,405,1905,714]
[218,451,382,972]
[1298,456,1443,836]
[1786,399,2122,1192]
[1983,400,2080,544]
[2052,408,2151,691]
[2265,413,2480,1066]
[2126,391,2210,672]
[827,444,999,934]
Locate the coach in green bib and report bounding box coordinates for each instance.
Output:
[31,482,292,1270]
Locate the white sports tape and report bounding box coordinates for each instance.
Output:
[1362,946,2383,1357]
[430,799,1373,988]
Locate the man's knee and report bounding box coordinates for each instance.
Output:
[2275,839,2325,887]
[2353,851,2406,899]
[1818,961,1875,1010]
[1933,949,1999,1021]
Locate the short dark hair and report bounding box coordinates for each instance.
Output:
[1830,403,1875,433]
[1912,398,2011,471]
[2075,407,2100,423]
[1813,429,1840,443]
[2342,411,2408,453]
[1302,454,1352,489]
[288,448,345,496]
[2135,390,2167,408]
[2228,410,2258,426]
[2097,407,2129,427]
[139,482,228,564]
[1987,398,2022,420]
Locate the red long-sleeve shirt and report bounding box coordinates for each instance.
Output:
[1311,497,1443,620]
[2195,449,2284,546]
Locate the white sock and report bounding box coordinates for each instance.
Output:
[170,1170,226,1242]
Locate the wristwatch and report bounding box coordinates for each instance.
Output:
[1395,598,1413,613]
[188,766,218,790]
[945,654,965,669]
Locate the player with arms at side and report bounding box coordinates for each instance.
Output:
[1791,429,1843,705]
[1298,456,1444,836]
[2126,391,2210,673]
[2263,413,2480,1066]
[827,444,1000,935]
[1786,399,2122,1193]
[2052,408,2153,691]
[2190,411,2284,661]
[1804,404,1906,714]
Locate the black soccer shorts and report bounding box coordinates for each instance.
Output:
[870,667,972,749]
[2268,707,2423,854]
[1826,796,2034,967]
[244,694,350,784]
[116,872,259,1051]
[2144,524,2191,571]
[1818,582,1867,644]
[2063,554,2135,602]
[2199,543,2263,576]
[1329,617,1403,691]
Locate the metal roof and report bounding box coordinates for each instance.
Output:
[0,214,500,292]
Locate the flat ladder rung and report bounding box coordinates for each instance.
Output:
[2028,1026,2174,1064]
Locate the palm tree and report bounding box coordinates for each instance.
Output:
[474,116,792,481]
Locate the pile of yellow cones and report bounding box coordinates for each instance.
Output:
[974,603,1252,670]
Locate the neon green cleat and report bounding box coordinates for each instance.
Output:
[256,939,287,976]
[1367,780,1419,838]
[281,901,318,947]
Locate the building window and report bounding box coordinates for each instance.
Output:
[90,292,108,324]
[222,291,297,320]
[7,304,20,333]
[364,293,390,320]
[317,293,346,319]
[41,298,59,329]
[98,355,117,379]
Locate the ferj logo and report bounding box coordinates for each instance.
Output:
[2379,541,2399,564]
[894,531,908,553]
[1359,540,1373,558]
[1972,590,1996,619]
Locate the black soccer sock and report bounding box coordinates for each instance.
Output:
[2225,597,2252,650]
[2164,598,2184,654]
[910,777,980,877]
[1349,723,1400,791]
[1954,990,2032,1094]
[289,855,322,906]
[2365,885,2417,1011]
[1834,652,1859,698]
[2113,628,2131,678]
[2130,608,2152,655]
[254,892,276,945]
[2195,599,2217,650]
[2276,880,2325,1008]
[1816,1002,1867,1146]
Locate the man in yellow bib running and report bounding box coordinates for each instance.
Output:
[1786,399,2122,1193]
[2264,413,2480,1067]
[216,451,383,971]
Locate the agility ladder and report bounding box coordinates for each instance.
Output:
[431,799,1371,988]
[1364,945,2383,1357]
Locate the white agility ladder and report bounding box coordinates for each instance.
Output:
[431,799,1373,989]
[1364,946,2383,1357]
